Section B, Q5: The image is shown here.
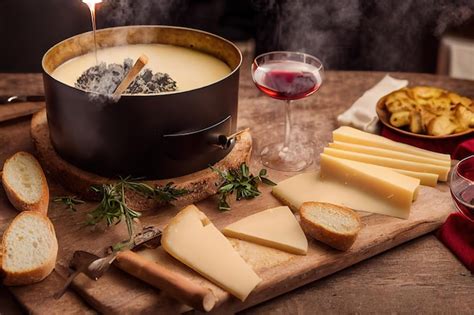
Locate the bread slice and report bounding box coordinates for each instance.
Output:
[299,202,361,251]
[2,151,49,215]
[2,211,58,286]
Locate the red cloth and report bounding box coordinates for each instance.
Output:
[437,213,474,273]
[380,126,474,160]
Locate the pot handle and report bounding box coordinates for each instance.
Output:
[162,115,234,160]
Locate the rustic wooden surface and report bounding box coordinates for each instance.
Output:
[0,66,473,314]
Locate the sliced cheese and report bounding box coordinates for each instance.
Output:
[161,205,261,301]
[272,155,420,219]
[323,147,450,181]
[222,206,308,255]
[329,141,451,167]
[332,126,451,161]
[389,168,439,187]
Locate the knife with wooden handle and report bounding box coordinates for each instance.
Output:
[69,226,217,312]
[115,250,216,312]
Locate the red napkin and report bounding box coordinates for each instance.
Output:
[437,212,474,273]
[380,126,474,160]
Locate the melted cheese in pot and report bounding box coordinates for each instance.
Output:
[51,44,232,92]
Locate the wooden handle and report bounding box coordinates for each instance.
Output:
[114,250,216,312]
[112,54,149,98]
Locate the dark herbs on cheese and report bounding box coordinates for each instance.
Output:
[75,58,177,95]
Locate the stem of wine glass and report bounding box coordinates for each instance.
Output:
[283,100,292,150]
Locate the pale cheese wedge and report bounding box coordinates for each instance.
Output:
[332,126,451,161]
[222,206,308,255]
[328,141,451,167]
[321,152,439,186]
[323,147,450,181]
[161,205,261,301]
[272,155,420,219]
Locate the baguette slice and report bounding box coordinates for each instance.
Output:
[2,152,49,215]
[299,202,361,251]
[2,211,58,286]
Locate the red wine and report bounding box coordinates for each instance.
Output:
[451,157,474,221]
[253,60,322,100]
[452,186,474,221]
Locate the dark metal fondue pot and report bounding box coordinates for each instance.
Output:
[42,26,242,179]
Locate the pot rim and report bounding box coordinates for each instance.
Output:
[41,25,243,97]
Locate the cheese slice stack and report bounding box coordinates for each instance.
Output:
[222,206,308,255]
[272,154,420,219]
[332,126,451,160]
[328,127,451,186]
[161,205,261,301]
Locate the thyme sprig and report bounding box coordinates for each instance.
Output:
[87,177,188,241]
[53,195,85,212]
[211,163,276,211]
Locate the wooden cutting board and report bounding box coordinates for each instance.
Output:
[58,182,453,314]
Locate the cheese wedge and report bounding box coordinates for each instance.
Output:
[389,168,439,187]
[332,126,451,161]
[323,147,450,181]
[222,206,308,255]
[320,153,439,186]
[272,155,420,219]
[328,141,451,167]
[161,205,261,301]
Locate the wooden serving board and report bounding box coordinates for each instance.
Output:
[63,183,454,314]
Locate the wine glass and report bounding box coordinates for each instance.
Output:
[450,155,474,222]
[251,51,324,171]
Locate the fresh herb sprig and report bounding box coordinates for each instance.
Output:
[211,163,276,211]
[53,196,85,212]
[87,177,187,241]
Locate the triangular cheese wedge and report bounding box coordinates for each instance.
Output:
[161,205,261,301]
[222,206,308,255]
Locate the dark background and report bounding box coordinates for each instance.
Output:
[0,0,473,73]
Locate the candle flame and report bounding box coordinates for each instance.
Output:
[82,0,102,12]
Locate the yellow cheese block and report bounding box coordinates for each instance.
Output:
[222,206,308,255]
[332,126,451,161]
[328,141,451,167]
[389,168,439,187]
[272,155,420,219]
[161,205,261,301]
[323,147,450,181]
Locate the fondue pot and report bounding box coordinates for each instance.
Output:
[42,26,242,179]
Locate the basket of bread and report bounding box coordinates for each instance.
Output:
[376,86,474,138]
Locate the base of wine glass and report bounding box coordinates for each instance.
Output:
[260,142,314,172]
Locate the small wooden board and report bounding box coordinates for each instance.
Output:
[31,109,253,210]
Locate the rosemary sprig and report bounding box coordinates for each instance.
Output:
[87,177,188,241]
[211,163,276,211]
[53,195,85,212]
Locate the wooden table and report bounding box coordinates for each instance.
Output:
[0,68,473,313]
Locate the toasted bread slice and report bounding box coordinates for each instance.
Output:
[299,202,361,251]
[2,152,49,215]
[1,211,58,286]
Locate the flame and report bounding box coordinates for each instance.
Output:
[82,0,102,12]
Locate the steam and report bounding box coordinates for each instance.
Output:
[93,0,473,71]
[253,0,474,71]
[97,0,182,26]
